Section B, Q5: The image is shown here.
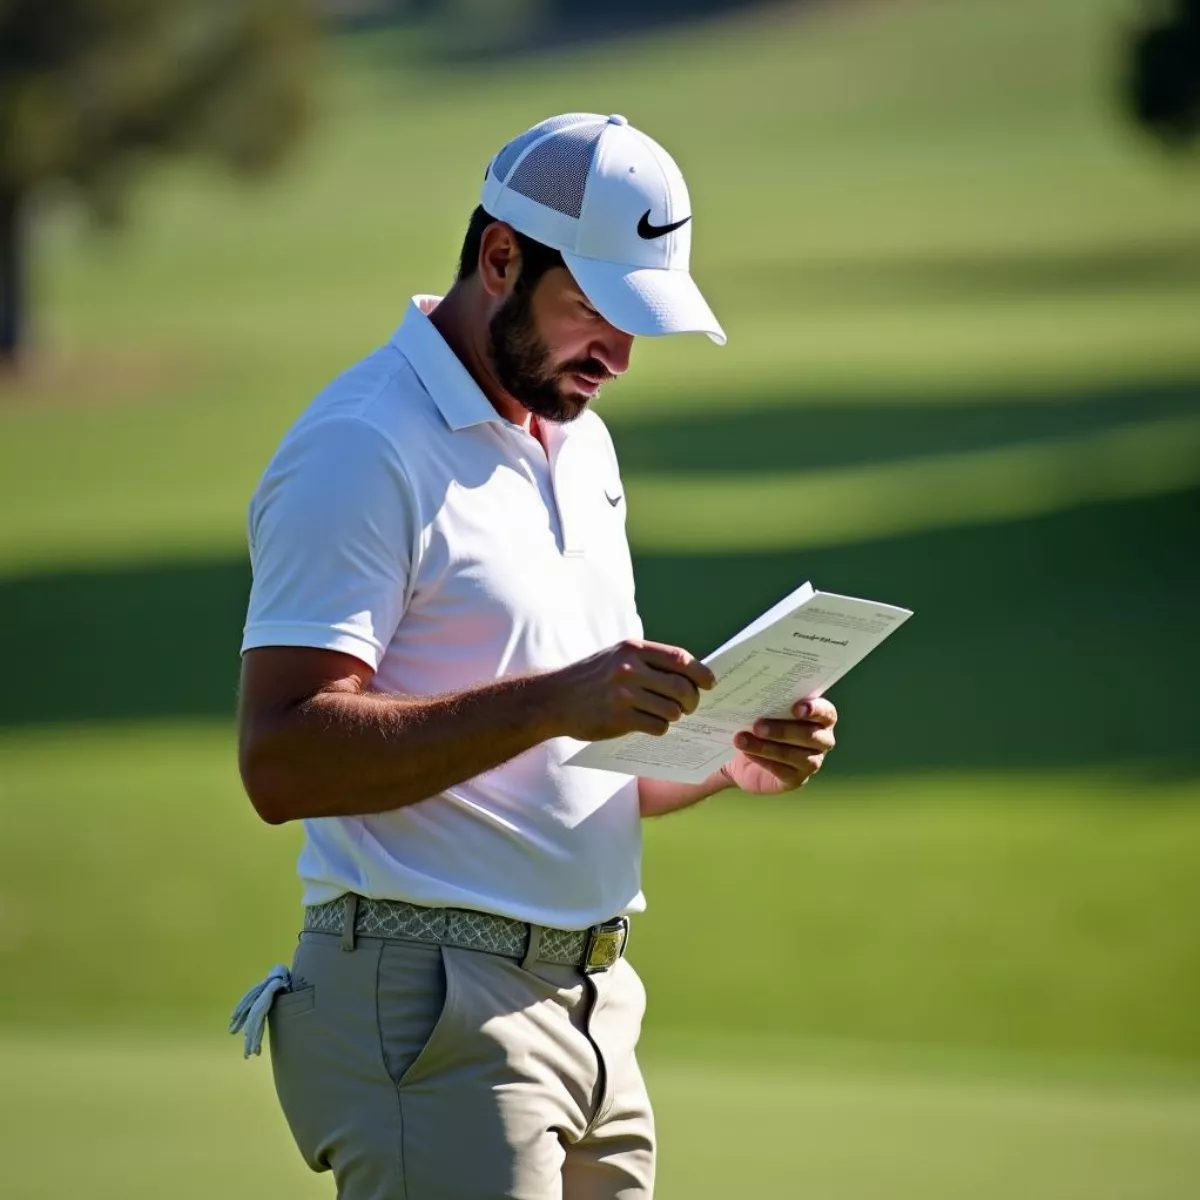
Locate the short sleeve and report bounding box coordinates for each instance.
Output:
[241,417,419,670]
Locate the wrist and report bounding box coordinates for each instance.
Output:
[523,668,572,741]
[712,762,738,793]
[638,767,733,819]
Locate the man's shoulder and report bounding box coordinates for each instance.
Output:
[287,344,442,456]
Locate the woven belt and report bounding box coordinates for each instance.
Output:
[304,895,629,974]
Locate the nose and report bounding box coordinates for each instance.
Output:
[590,326,634,378]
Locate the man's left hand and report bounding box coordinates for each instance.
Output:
[719,698,838,795]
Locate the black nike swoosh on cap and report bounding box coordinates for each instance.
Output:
[637,210,692,239]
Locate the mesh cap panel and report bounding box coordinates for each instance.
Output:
[506,121,605,219]
[491,112,598,184]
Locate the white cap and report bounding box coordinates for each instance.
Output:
[481,112,726,345]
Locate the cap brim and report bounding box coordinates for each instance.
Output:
[562,253,727,346]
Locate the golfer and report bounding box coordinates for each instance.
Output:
[231,113,837,1199]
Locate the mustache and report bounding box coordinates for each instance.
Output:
[560,359,614,383]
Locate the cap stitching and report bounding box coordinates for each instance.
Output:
[574,120,614,236]
[632,127,676,226]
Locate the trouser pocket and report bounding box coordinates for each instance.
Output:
[229,964,307,1058]
[377,940,456,1087]
[267,933,453,1189]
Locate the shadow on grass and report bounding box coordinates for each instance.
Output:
[2,483,1196,776]
[707,234,1200,311]
[2,557,251,727]
[607,378,1200,476]
[634,485,1200,777]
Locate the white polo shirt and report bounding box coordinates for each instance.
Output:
[242,296,646,928]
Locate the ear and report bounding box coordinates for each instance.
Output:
[478,222,522,299]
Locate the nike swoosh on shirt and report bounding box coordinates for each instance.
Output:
[637,210,692,239]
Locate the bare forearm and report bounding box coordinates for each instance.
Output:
[242,673,561,823]
[638,769,734,818]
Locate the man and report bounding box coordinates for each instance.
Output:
[231,113,837,1199]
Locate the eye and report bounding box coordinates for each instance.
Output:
[578,299,600,319]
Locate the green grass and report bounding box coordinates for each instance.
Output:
[3,724,1198,1064]
[624,413,1200,551]
[0,1,1196,777]
[0,5,1197,1182]
[0,0,1197,573]
[3,1029,1199,1200]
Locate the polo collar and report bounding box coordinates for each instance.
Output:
[390,295,504,432]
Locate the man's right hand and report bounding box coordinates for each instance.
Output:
[548,639,717,742]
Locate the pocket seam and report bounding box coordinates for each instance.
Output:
[269,985,316,1018]
[378,944,459,1090]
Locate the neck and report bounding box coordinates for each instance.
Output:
[429,285,530,428]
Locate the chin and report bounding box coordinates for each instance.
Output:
[548,388,592,419]
[561,396,593,421]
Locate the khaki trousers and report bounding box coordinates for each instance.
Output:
[267,927,655,1199]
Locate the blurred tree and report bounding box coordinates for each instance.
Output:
[0,0,315,370]
[1127,0,1200,145]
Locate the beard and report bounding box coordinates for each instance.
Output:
[488,284,610,425]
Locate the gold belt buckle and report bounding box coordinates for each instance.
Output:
[583,918,628,974]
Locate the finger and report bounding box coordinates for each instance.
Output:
[735,732,826,771]
[794,697,837,726]
[738,752,810,787]
[750,720,836,753]
[640,665,702,715]
[630,687,685,726]
[638,642,717,691]
[628,709,671,737]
